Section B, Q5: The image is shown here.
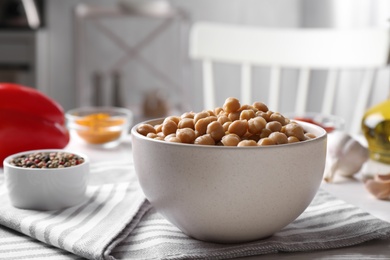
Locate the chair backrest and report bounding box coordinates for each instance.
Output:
[189,21,390,134]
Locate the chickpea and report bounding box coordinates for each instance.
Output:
[146,133,158,139]
[165,134,182,143]
[157,132,165,138]
[223,121,232,132]
[266,121,282,132]
[280,125,286,134]
[305,133,317,140]
[214,107,223,115]
[154,124,163,133]
[162,119,177,136]
[243,133,260,142]
[167,137,181,143]
[223,97,241,113]
[194,134,216,145]
[154,136,164,141]
[260,128,272,138]
[194,111,210,124]
[228,111,241,122]
[269,132,288,145]
[217,115,230,125]
[239,104,252,111]
[218,110,228,117]
[137,124,156,136]
[206,121,225,141]
[164,133,176,141]
[284,123,305,141]
[195,117,212,135]
[256,111,270,122]
[288,136,300,143]
[240,109,255,121]
[248,117,267,135]
[206,109,216,117]
[208,116,218,122]
[164,116,180,125]
[181,111,195,119]
[221,134,241,146]
[270,113,286,125]
[265,110,274,121]
[176,128,196,143]
[252,101,268,112]
[237,140,258,147]
[178,118,195,129]
[228,120,248,137]
[258,137,275,146]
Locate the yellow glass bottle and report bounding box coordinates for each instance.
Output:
[361,99,390,164]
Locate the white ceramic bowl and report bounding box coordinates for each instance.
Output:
[3,149,89,211]
[131,119,327,243]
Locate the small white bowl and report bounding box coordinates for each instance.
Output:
[3,149,89,211]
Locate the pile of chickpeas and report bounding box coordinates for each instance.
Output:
[136,97,316,146]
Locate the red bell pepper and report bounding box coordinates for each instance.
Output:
[0,83,70,167]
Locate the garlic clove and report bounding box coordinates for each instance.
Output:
[324,131,369,183]
[336,139,369,177]
[326,131,351,158]
[323,157,340,183]
[364,174,390,200]
[376,174,390,182]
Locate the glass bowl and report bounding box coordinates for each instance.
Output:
[66,107,133,148]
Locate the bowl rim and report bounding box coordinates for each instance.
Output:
[66,106,133,120]
[66,106,133,132]
[131,118,327,150]
[3,149,90,171]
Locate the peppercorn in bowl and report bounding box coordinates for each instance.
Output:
[3,149,89,211]
[66,106,133,148]
[131,97,327,243]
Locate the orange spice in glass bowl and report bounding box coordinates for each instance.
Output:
[66,107,133,148]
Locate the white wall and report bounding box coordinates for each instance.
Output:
[44,0,389,132]
[301,0,390,130]
[174,0,302,112]
[45,0,107,110]
[44,0,301,113]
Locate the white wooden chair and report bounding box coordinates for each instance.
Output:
[189,22,390,134]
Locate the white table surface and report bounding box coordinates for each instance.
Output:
[64,133,390,260]
[2,132,390,259]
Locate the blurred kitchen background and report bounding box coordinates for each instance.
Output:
[1,0,390,124]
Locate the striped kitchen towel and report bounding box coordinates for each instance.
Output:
[110,189,390,259]
[1,166,390,259]
[0,180,147,260]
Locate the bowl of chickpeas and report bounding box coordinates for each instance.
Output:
[131,97,327,243]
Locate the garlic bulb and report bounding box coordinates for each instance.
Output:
[324,131,369,183]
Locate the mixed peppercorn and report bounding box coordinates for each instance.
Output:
[9,152,85,169]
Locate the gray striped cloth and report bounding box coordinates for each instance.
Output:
[1,162,390,260]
